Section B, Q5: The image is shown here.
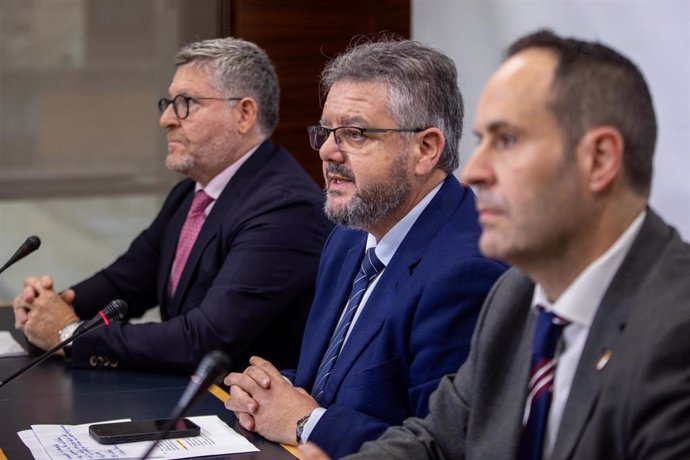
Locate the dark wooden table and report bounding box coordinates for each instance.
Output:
[0,307,296,459]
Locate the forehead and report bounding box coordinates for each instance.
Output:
[321,80,392,126]
[475,48,558,129]
[168,63,218,96]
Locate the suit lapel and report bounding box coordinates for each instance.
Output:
[551,210,669,460]
[167,140,278,316]
[318,244,415,405]
[303,242,365,390]
[318,176,464,405]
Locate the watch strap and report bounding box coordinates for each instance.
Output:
[295,413,311,444]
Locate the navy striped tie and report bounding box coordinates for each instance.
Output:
[312,248,385,402]
[517,307,569,460]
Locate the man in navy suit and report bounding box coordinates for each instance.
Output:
[224,39,506,458]
[13,38,331,374]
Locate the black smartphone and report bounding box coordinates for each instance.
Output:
[88,418,201,444]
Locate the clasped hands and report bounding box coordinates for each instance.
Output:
[224,356,320,445]
[12,275,79,351]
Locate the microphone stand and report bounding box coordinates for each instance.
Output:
[1,323,100,389]
[140,351,231,459]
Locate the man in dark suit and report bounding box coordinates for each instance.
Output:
[224,39,506,458]
[13,37,331,374]
[299,30,690,460]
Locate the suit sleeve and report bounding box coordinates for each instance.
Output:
[341,269,509,460]
[70,182,329,374]
[311,256,506,457]
[628,317,690,459]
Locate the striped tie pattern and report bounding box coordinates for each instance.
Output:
[311,248,385,403]
[517,307,569,460]
[169,190,214,298]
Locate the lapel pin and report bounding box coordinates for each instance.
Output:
[596,350,612,371]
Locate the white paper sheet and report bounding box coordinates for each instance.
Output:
[0,330,28,357]
[18,415,258,459]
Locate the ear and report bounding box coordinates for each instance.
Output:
[235,97,259,134]
[579,126,624,193]
[413,128,445,176]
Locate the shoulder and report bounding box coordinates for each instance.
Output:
[321,227,367,257]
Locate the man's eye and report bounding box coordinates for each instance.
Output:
[495,133,516,148]
[342,128,365,141]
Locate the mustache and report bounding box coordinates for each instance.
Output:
[325,162,355,182]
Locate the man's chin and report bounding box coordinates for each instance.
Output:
[166,155,195,174]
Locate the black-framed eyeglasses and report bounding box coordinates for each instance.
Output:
[307,125,425,152]
[158,94,242,120]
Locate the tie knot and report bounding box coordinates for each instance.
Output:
[361,247,385,279]
[189,190,214,216]
[533,307,570,358]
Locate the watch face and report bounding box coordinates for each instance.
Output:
[59,322,80,343]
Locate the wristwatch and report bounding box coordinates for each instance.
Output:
[295,413,311,444]
[58,320,82,343]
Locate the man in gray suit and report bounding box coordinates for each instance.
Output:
[300,29,690,460]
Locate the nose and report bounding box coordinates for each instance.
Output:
[460,142,494,186]
[159,103,179,129]
[318,131,346,164]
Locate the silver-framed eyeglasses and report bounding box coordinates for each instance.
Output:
[158,94,242,120]
[307,125,425,152]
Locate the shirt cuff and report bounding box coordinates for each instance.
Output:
[301,407,326,442]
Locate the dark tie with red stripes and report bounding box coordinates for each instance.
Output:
[517,307,569,460]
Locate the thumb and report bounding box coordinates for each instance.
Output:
[60,289,76,305]
[298,442,331,460]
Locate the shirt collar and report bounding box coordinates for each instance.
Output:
[366,180,444,265]
[194,141,261,200]
[532,210,646,326]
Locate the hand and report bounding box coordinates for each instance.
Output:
[13,276,75,330]
[299,442,332,460]
[19,276,80,351]
[224,356,320,445]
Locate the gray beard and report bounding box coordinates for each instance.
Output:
[324,154,410,230]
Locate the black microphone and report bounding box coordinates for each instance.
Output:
[140,350,232,459]
[0,299,128,389]
[0,235,41,275]
[73,299,128,336]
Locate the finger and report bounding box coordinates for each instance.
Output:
[236,412,255,431]
[244,365,272,389]
[12,297,29,329]
[227,384,259,413]
[40,275,55,290]
[226,368,271,392]
[12,294,26,310]
[22,276,41,288]
[248,356,284,382]
[60,289,76,305]
[21,285,38,305]
[299,442,332,460]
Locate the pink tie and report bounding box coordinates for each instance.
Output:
[169,190,214,297]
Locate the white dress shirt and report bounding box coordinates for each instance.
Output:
[531,211,646,458]
[194,142,260,215]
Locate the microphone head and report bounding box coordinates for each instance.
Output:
[103,299,128,321]
[195,350,232,384]
[26,235,41,251]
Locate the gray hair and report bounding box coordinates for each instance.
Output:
[175,37,279,136]
[321,38,463,173]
